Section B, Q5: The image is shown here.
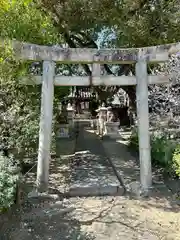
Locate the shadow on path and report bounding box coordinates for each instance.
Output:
[101,134,180,213]
[0,198,95,240]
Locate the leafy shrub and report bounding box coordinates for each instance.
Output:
[0,3,69,167]
[0,154,20,213]
[128,128,177,174]
[151,133,176,168]
[172,145,180,177]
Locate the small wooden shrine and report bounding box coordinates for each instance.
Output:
[109,90,131,126]
[64,86,97,114]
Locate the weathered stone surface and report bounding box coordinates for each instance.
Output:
[28,191,60,200]
[74,118,91,128]
[102,137,141,191]
[20,74,170,86]
[56,124,124,197]
[104,121,120,139]
[62,150,123,197]
[56,138,76,156]
[68,185,123,197]
[3,39,180,63]
[57,124,70,138]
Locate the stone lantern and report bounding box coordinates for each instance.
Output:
[104,106,119,138]
[67,103,75,128]
[57,101,69,138]
[96,103,107,137]
[57,103,75,139]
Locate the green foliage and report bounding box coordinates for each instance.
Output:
[0,1,69,164]
[41,0,180,48]
[153,134,174,170]
[0,0,59,44]
[172,145,180,177]
[0,154,20,212]
[40,0,123,35]
[151,133,176,168]
[128,128,178,175]
[0,45,41,160]
[114,0,180,47]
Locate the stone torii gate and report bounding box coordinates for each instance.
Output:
[9,40,180,193]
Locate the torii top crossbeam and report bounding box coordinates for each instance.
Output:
[6,39,180,63]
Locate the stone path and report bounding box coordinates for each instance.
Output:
[102,129,180,196]
[69,124,123,196]
[0,122,180,239]
[102,136,141,191]
[43,124,123,197]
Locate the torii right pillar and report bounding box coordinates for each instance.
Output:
[135,57,152,192]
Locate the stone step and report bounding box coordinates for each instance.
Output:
[67,184,123,197]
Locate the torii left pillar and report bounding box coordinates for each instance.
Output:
[36,60,55,192]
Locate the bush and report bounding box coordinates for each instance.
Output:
[172,145,180,177]
[128,128,178,175]
[151,133,176,168]
[0,154,20,213]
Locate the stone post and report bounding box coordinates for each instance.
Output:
[67,103,75,124]
[67,103,75,136]
[36,60,55,192]
[57,101,69,138]
[135,58,152,192]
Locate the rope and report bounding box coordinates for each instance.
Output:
[23,162,37,178]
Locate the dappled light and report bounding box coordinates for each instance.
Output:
[1,0,180,239]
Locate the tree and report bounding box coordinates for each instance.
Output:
[34,0,180,108]
[0,0,69,164]
[32,1,128,105]
[118,0,180,47]
[1,0,180,158]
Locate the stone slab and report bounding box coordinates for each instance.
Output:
[102,138,141,193]
[67,185,124,197]
[57,124,70,138]
[56,138,76,156]
[28,191,60,200]
[57,151,123,197]
[69,157,120,186]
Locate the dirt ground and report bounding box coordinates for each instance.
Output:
[0,192,180,240]
[75,194,180,240]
